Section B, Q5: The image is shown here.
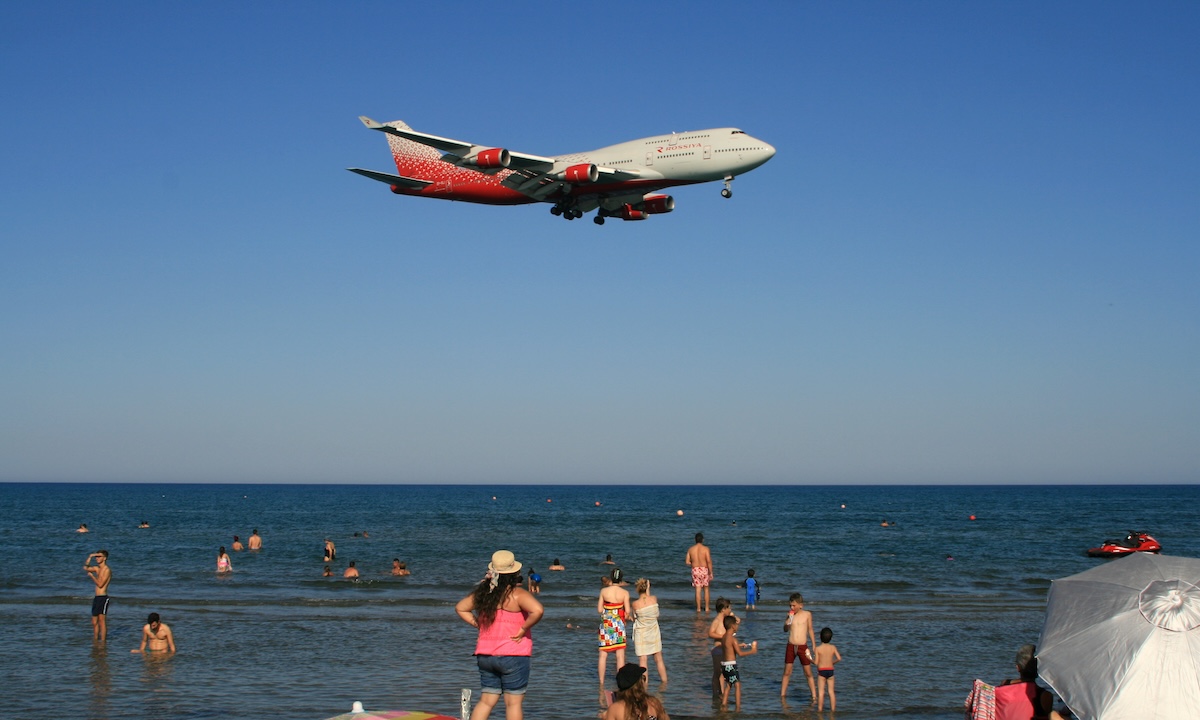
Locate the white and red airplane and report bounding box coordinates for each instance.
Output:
[348,117,775,224]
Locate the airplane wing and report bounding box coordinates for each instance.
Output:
[359,116,555,172]
[346,167,432,189]
[500,164,650,200]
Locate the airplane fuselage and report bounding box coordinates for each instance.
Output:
[394,128,773,205]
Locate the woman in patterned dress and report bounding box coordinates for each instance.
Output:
[598,570,631,686]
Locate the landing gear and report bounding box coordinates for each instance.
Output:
[593,215,605,225]
[721,175,734,198]
[552,203,586,220]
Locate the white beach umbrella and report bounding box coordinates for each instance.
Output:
[1037,553,1200,720]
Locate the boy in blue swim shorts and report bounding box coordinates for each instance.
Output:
[814,626,842,712]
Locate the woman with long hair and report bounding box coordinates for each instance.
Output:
[632,578,668,684]
[216,547,232,573]
[455,551,544,720]
[604,664,670,720]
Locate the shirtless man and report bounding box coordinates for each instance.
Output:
[84,551,111,641]
[686,533,714,612]
[391,559,410,576]
[132,613,176,653]
[344,561,360,579]
[248,529,262,550]
[231,535,245,551]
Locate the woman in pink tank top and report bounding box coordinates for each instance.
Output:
[456,550,544,720]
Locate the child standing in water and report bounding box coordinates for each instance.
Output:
[814,627,842,711]
[780,592,817,703]
[737,568,760,610]
[719,615,758,711]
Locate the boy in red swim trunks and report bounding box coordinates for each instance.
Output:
[780,592,817,703]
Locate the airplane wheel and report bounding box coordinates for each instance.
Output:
[594,216,605,225]
[550,206,563,216]
[721,188,732,199]
[565,212,574,220]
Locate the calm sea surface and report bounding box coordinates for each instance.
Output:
[1,483,1197,720]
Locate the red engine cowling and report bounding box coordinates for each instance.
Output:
[468,148,511,169]
[563,163,599,184]
[616,203,647,221]
[641,194,675,214]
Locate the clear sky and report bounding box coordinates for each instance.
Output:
[1,3,1196,484]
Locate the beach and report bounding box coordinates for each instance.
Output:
[2,482,1197,719]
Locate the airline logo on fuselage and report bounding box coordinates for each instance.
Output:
[657,143,703,153]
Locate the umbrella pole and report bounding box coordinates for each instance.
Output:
[461,688,471,720]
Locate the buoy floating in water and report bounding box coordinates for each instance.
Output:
[969,515,976,521]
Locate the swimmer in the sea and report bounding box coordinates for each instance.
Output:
[132,612,176,653]
[549,558,565,570]
[231,535,244,552]
[248,529,262,550]
[216,546,232,573]
[344,561,360,579]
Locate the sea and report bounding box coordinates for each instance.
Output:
[1,483,1197,720]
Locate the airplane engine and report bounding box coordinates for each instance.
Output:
[563,163,599,184]
[616,203,647,221]
[641,194,675,214]
[466,148,511,169]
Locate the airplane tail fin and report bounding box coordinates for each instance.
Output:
[359,116,442,177]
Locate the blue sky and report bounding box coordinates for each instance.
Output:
[2,3,1196,484]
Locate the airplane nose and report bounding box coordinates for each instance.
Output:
[763,142,776,159]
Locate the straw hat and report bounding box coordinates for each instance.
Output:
[489,550,522,574]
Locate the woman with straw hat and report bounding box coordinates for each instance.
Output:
[456,550,544,720]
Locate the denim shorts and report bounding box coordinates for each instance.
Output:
[477,655,530,695]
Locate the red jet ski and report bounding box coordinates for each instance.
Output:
[1087,530,1162,558]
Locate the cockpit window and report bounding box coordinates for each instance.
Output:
[732,130,746,135]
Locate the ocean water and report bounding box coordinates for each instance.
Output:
[1,483,1197,720]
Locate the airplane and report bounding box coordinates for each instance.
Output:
[348,117,775,224]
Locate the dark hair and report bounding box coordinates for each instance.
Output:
[715,597,731,612]
[695,533,704,543]
[789,592,804,603]
[1015,644,1038,680]
[611,568,623,583]
[723,615,739,630]
[747,568,755,577]
[472,572,523,628]
[820,627,833,643]
[148,612,160,624]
